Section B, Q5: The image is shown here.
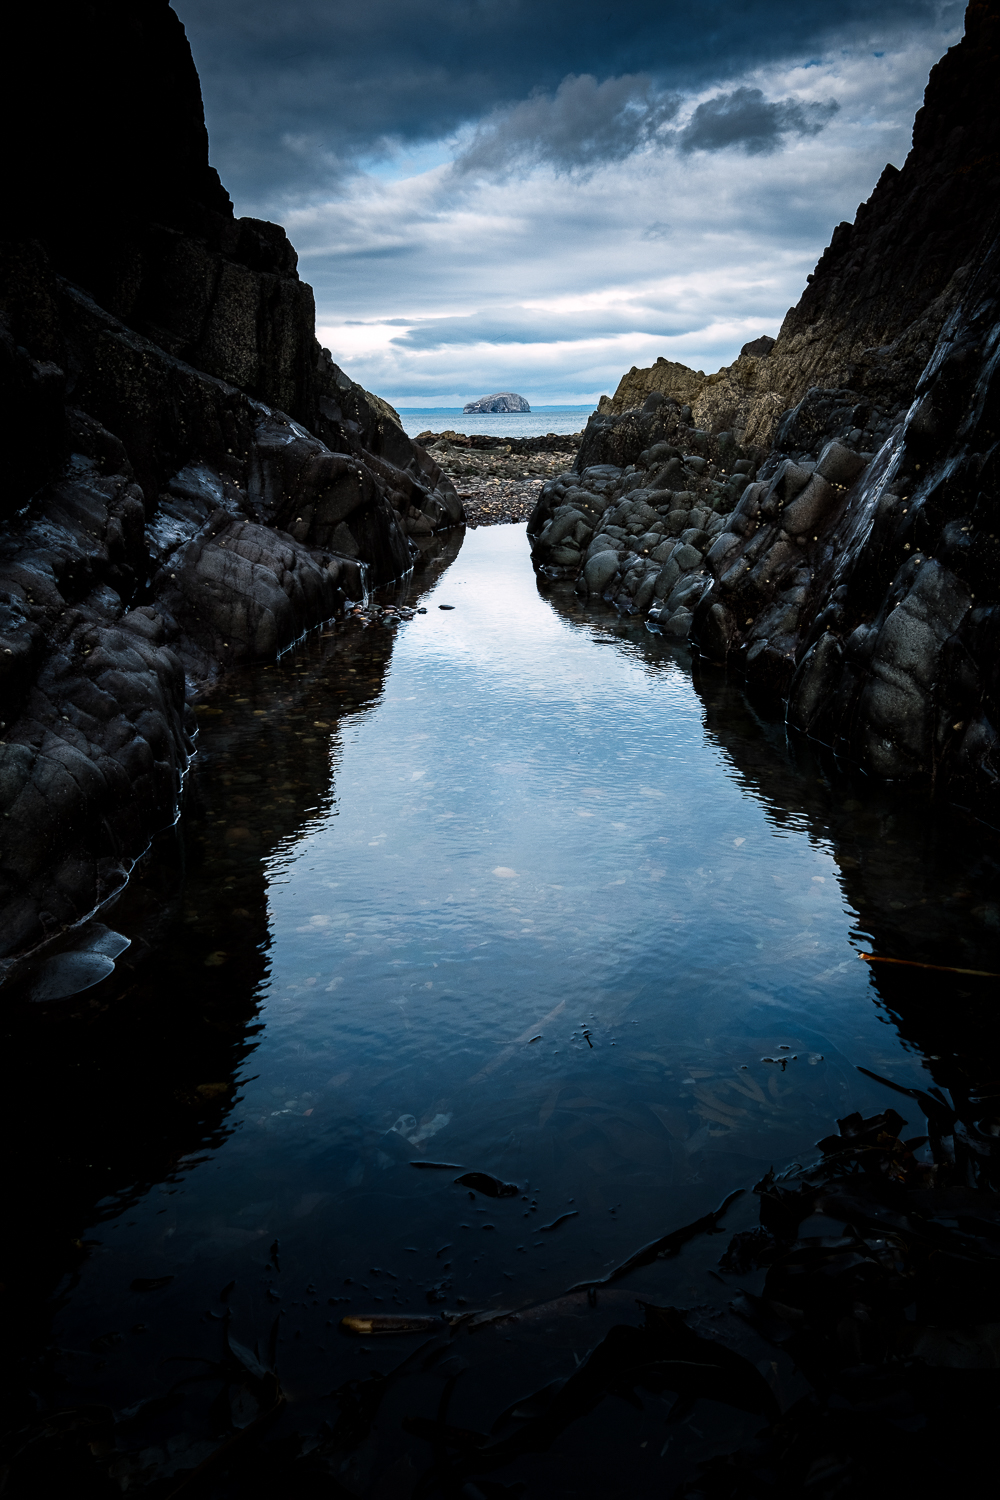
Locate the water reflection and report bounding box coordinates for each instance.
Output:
[3,532,464,1417]
[5,525,999,1497]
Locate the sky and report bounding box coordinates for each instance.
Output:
[173,1,965,406]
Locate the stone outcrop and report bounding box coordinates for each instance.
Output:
[463,392,531,413]
[596,356,707,417]
[533,0,1000,818]
[0,0,463,969]
[695,1,999,448]
[527,419,734,636]
[696,232,1000,795]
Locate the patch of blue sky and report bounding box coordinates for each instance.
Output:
[360,141,456,182]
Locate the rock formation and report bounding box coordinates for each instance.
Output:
[463,393,531,413]
[530,0,1000,820]
[0,1,463,970]
[596,356,707,416]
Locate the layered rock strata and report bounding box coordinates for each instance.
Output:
[0,1,462,967]
[531,0,1000,815]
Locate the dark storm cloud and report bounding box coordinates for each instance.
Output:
[172,0,953,205]
[452,74,681,177]
[451,77,838,178]
[679,86,839,154]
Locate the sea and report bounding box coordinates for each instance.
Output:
[394,404,593,439]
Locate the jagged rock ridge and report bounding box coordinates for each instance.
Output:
[531,0,1000,816]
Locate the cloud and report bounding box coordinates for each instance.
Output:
[173,0,958,210]
[453,73,680,177]
[388,305,693,349]
[170,5,965,404]
[450,74,839,181]
[678,85,839,154]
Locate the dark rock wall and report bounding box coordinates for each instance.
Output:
[777,0,1000,411]
[0,1,462,967]
[558,1,1000,817]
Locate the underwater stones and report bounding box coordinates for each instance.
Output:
[787,631,845,732]
[26,949,114,1003]
[697,599,736,662]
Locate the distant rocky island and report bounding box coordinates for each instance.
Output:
[463,392,531,413]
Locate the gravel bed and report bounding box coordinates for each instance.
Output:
[417,434,581,528]
[457,478,544,527]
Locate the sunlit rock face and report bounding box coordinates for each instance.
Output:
[546,0,1000,817]
[0,0,463,965]
[596,357,708,418]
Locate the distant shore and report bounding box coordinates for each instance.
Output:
[395,405,592,440]
[415,428,582,527]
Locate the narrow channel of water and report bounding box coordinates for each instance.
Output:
[8,524,999,1493]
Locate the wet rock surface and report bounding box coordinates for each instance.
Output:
[528,406,742,634]
[0,2,462,967]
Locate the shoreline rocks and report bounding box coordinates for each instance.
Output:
[530,0,1000,819]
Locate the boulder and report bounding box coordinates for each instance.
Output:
[584,551,622,594]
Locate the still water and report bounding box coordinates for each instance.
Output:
[10,525,999,1494]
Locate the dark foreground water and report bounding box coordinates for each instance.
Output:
[7,526,1000,1496]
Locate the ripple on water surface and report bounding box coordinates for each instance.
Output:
[10,524,999,1495]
